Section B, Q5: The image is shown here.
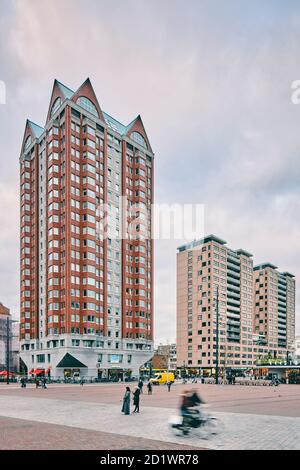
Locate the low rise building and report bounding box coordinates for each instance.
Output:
[156,343,177,370]
[0,303,19,373]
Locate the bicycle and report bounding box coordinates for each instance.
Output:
[169,408,223,438]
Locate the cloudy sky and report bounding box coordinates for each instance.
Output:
[0,0,299,343]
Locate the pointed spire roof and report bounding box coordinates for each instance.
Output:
[46,79,75,124]
[71,78,104,121]
[21,119,44,155]
[124,116,140,133]
[103,113,153,152]
[125,114,153,153]
[55,80,74,99]
[28,120,44,138]
[38,78,153,152]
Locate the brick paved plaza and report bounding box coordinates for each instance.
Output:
[0,382,300,450]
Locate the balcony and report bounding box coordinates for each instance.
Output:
[227,289,240,300]
[227,304,240,313]
[227,312,241,321]
[227,298,240,307]
[227,253,240,265]
[227,278,240,288]
[227,326,240,334]
[227,269,241,281]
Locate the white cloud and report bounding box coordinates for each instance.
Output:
[0,0,299,339]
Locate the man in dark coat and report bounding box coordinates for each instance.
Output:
[133,387,141,413]
[138,378,144,394]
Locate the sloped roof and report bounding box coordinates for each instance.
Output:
[45,80,151,146]
[28,120,44,138]
[55,80,135,137]
[56,80,74,99]
[56,353,87,368]
[102,111,128,135]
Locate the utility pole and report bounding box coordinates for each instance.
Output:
[215,286,219,385]
[6,316,10,385]
[223,319,227,386]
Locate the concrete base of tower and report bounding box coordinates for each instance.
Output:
[20,336,153,380]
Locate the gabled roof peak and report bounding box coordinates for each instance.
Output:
[54,79,74,99]
[27,119,44,138]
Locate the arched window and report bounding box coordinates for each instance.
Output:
[50,97,62,117]
[24,135,32,150]
[76,96,99,118]
[131,131,147,149]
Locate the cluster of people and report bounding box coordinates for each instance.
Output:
[122,378,155,415]
[35,377,48,389]
[19,376,48,388]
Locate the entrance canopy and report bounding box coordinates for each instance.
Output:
[56,353,87,369]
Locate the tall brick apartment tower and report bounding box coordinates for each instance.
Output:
[20,79,154,378]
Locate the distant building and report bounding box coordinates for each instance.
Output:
[151,343,177,370]
[168,343,177,370]
[177,235,255,370]
[156,343,177,370]
[253,264,295,356]
[293,335,300,358]
[0,303,19,372]
[176,234,296,373]
[11,321,20,372]
[152,352,168,370]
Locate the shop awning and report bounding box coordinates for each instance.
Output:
[33,369,45,375]
[0,370,14,377]
[56,353,87,369]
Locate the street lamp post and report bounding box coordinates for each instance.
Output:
[223,322,227,386]
[215,286,219,385]
[6,316,10,385]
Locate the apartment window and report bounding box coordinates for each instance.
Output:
[76,96,99,117]
[37,354,45,363]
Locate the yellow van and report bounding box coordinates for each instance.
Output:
[150,372,175,385]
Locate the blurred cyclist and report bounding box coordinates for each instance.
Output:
[179,389,205,429]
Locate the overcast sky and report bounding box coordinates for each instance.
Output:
[0,0,299,343]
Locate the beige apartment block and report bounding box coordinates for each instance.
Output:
[177,235,254,373]
[177,235,296,374]
[253,264,295,361]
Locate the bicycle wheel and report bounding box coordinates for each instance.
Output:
[202,417,221,436]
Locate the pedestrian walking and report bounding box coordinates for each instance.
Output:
[133,386,141,413]
[42,376,47,389]
[166,380,172,392]
[138,378,144,394]
[35,378,40,389]
[121,386,131,415]
[147,381,152,395]
[20,377,26,388]
[80,377,84,386]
